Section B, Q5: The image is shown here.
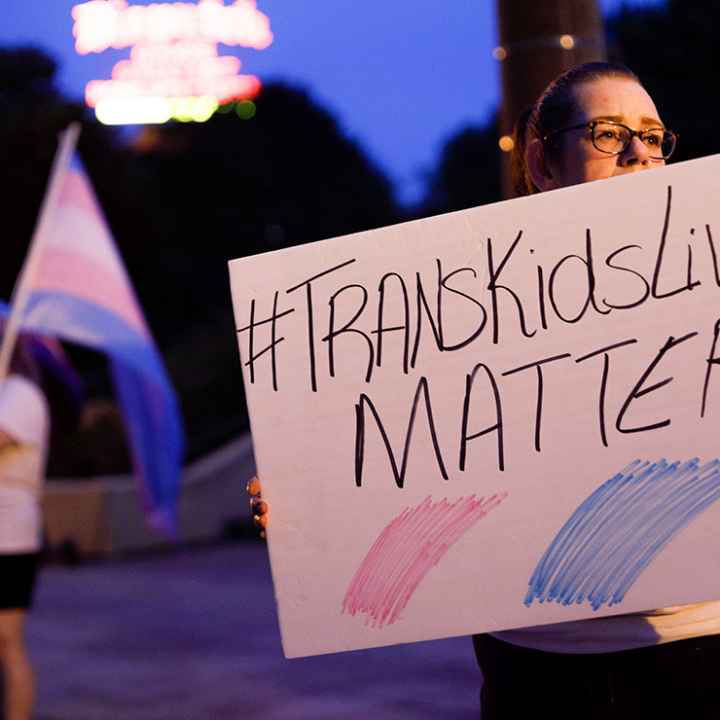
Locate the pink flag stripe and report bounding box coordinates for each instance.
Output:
[31,247,148,337]
[342,493,508,629]
[58,168,102,216]
[46,205,126,272]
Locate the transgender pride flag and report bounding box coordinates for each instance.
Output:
[1,124,183,534]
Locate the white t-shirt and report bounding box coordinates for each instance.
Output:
[0,375,49,553]
[494,602,720,653]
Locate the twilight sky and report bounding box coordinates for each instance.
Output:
[2,0,662,205]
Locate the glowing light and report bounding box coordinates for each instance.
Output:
[559,34,575,50]
[171,96,219,122]
[216,101,235,114]
[498,135,515,152]
[87,39,257,106]
[119,41,242,80]
[96,95,220,124]
[235,99,256,119]
[72,0,273,54]
[96,96,172,125]
[86,73,260,108]
[492,46,507,61]
[74,0,270,124]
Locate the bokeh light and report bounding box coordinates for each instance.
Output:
[96,97,172,125]
[492,46,507,61]
[236,99,257,120]
[96,95,219,124]
[498,135,515,152]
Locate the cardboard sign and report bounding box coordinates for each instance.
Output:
[229,155,720,658]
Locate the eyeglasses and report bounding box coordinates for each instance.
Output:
[543,119,678,160]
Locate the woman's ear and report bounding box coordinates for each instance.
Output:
[526,138,557,192]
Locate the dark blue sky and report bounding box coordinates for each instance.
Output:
[1,0,662,205]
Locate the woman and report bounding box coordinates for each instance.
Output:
[251,62,717,717]
[474,61,720,720]
[0,338,49,720]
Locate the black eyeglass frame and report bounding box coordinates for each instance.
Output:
[542,119,679,160]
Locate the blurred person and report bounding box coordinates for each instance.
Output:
[0,337,47,720]
[0,334,80,720]
[248,62,717,718]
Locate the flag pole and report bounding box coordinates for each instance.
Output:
[0,122,82,381]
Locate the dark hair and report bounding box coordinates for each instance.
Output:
[9,336,41,385]
[6,334,84,439]
[511,62,642,196]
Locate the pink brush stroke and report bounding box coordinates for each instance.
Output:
[342,493,507,629]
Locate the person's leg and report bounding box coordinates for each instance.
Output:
[608,634,720,719]
[473,633,614,719]
[0,610,34,720]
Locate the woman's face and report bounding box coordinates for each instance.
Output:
[539,77,666,189]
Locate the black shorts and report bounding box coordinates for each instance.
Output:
[0,553,39,610]
[473,631,720,719]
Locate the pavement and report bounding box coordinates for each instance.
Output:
[27,541,482,720]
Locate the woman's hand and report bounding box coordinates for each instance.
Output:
[246,477,268,538]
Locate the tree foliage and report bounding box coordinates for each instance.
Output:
[6,0,711,468]
[607,0,719,163]
[424,0,716,215]
[420,121,502,215]
[0,48,399,467]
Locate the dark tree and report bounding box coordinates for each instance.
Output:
[0,47,57,101]
[419,119,502,216]
[607,0,719,163]
[125,82,398,333]
[113,83,401,456]
[0,50,401,463]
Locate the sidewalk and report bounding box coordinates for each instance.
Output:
[28,542,481,719]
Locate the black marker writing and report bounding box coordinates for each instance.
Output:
[323,284,374,383]
[236,292,295,391]
[410,266,444,368]
[459,363,504,472]
[576,338,638,447]
[373,272,410,374]
[440,265,488,350]
[706,225,720,288]
[651,186,701,299]
[701,319,720,418]
[354,376,448,488]
[602,245,650,310]
[616,331,698,434]
[502,353,571,452]
[487,231,536,344]
[286,258,357,392]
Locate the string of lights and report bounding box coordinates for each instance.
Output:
[492,33,605,62]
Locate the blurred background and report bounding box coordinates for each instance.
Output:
[4,0,716,485]
[1,0,718,717]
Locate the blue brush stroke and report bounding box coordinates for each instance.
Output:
[525,458,720,611]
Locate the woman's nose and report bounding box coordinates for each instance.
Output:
[619,135,653,166]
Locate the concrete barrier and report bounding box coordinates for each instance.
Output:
[42,433,256,557]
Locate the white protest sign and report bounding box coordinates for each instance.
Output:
[229,155,720,658]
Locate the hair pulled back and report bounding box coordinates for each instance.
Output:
[511,62,641,196]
